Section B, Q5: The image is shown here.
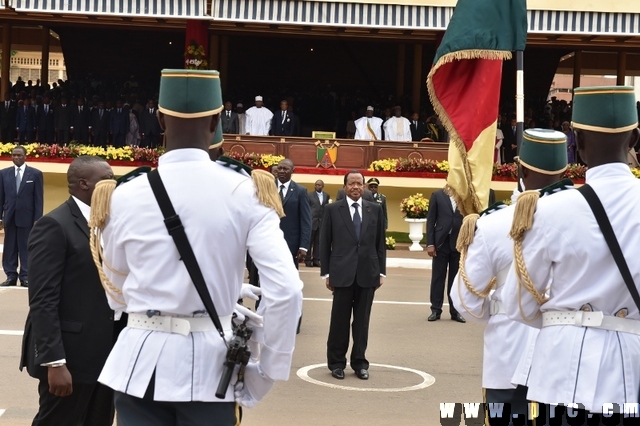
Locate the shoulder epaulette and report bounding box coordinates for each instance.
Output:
[538,178,574,198]
[116,166,152,187]
[216,155,252,177]
[479,201,508,218]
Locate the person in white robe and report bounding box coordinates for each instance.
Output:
[245,96,273,136]
[354,106,383,140]
[382,106,411,141]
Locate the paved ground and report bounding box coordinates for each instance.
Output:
[0,245,486,425]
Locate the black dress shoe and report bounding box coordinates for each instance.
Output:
[304,262,312,267]
[20,280,28,288]
[451,313,467,323]
[331,368,345,380]
[0,279,17,287]
[312,262,321,267]
[355,369,369,380]
[428,312,441,322]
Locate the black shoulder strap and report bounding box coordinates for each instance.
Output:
[578,184,640,312]
[147,169,226,341]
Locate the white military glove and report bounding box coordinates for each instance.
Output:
[234,362,274,408]
[233,304,263,328]
[239,284,262,301]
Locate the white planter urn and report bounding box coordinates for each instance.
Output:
[405,218,427,251]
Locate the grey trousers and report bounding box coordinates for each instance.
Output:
[114,392,240,426]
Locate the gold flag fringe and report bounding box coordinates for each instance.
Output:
[426,49,512,216]
[89,179,126,305]
[252,169,285,218]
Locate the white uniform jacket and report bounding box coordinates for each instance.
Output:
[354,116,383,140]
[451,203,538,390]
[503,163,640,412]
[98,148,303,402]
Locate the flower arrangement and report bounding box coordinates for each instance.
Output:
[0,142,162,164]
[563,164,588,180]
[493,163,518,178]
[400,193,429,219]
[385,236,396,250]
[184,40,208,70]
[260,154,285,168]
[368,159,397,172]
[632,168,640,179]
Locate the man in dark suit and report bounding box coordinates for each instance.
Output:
[139,99,162,148]
[410,112,426,141]
[426,189,466,323]
[1,92,17,142]
[276,158,312,266]
[220,101,239,134]
[16,98,36,144]
[91,101,110,147]
[503,117,518,163]
[0,146,44,288]
[320,170,386,381]
[71,98,91,144]
[305,179,329,267]
[271,100,295,136]
[109,100,129,147]
[336,187,375,202]
[20,156,118,426]
[54,97,72,144]
[36,96,55,144]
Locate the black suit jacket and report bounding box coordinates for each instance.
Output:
[71,105,91,132]
[54,104,71,130]
[221,110,239,134]
[110,108,130,135]
[91,109,110,137]
[426,189,463,251]
[279,180,312,256]
[139,107,162,136]
[307,190,329,231]
[0,165,44,227]
[36,104,55,138]
[20,198,117,383]
[271,110,295,136]
[320,198,386,288]
[410,120,426,141]
[0,101,17,131]
[336,188,375,202]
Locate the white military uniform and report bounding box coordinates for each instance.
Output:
[245,106,273,136]
[354,116,383,140]
[383,116,412,141]
[98,148,303,402]
[451,198,538,390]
[503,163,640,412]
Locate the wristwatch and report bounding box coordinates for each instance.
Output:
[47,362,66,368]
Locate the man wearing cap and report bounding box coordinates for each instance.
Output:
[503,86,640,422]
[367,178,387,230]
[354,106,383,140]
[97,70,303,425]
[245,96,273,136]
[220,101,238,134]
[383,106,412,142]
[236,103,246,135]
[451,128,570,424]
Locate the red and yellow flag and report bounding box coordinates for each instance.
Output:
[427,0,527,215]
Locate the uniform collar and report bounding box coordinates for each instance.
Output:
[586,162,633,182]
[158,148,210,166]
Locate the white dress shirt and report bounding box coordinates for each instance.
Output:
[98,148,303,402]
[503,163,640,412]
[278,179,292,199]
[316,191,323,204]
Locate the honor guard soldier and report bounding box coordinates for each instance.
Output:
[503,86,640,424]
[90,69,303,426]
[367,178,388,230]
[451,128,571,424]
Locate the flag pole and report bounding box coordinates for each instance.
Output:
[516,50,524,191]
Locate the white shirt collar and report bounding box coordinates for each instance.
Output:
[71,196,91,222]
[158,148,210,166]
[346,196,362,208]
[278,179,292,194]
[15,163,26,173]
[586,162,633,182]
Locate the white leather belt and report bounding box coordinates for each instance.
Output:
[127,313,233,336]
[489,300,506,316]
[542,311,640,336]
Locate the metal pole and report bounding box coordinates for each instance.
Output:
[516,50,524,191]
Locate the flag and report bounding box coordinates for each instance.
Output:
[427,0,527,215]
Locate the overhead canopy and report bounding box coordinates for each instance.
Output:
[9,0,209,18]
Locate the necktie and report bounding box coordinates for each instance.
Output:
[15,168,22,192]
[100,110,103,118]
[279,184,285,202]
[45,105,48,114]
[352,203,361,239]
[118,108,121,113]
[227,111,230,117]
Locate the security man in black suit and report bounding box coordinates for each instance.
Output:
[20,156,121,426]
[36,96,55,144]
[220,101,239,134]
[305,179,329,267]
[271,100,295,136]
[0,92,17,142]
[91,101,110,147]
[320,170,386,381]
[426,188,466,323]
[71,98,91,144]
[110,100,130,147]
[410,112,427,141]
[139,99,162,148]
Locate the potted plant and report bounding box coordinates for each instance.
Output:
[400,193,429,251]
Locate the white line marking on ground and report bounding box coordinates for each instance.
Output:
[297,363,435,392]
[0,330,23,336]
[0,409,5,417]
[303,297,448,307]
[298,258,431,271]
